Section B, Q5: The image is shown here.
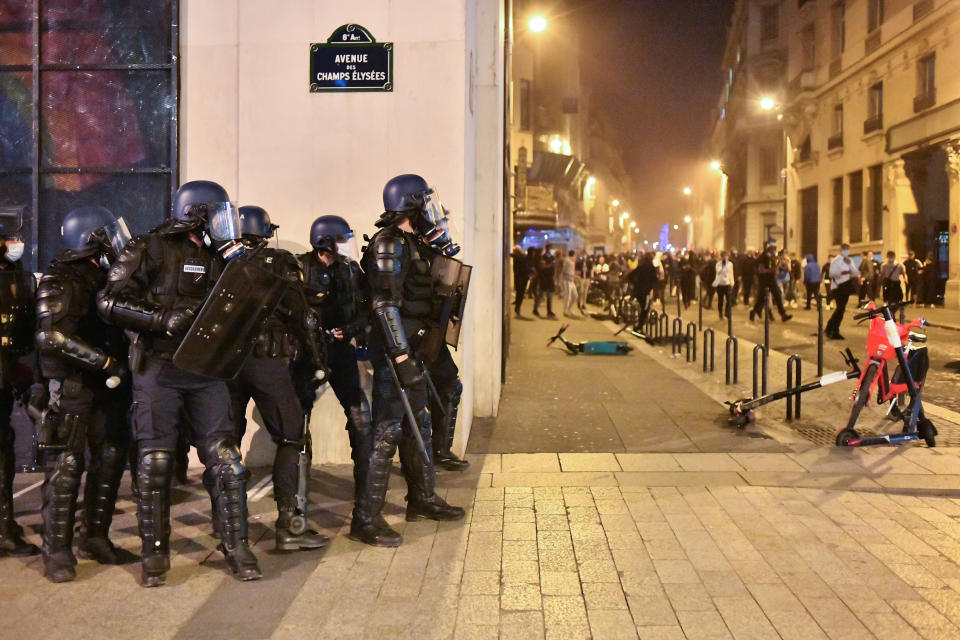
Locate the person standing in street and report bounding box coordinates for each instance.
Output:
[802,253,822,310]
[511,246,528,317]
[750,244,792,322]
[713,251,734,320]
[904,250,921,304]
[879,251,904,305]
[921,251,939,307]
[740,250,756,306]
[533,251,556,318]
[859,251,876,304]
[825,244,860,340]
[560,250,579,318]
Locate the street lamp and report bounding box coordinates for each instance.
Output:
[682,186,692,196]
[611,199,620,207]
[529,15,547,33]
[710,160,721,172]
[683,215,691,224]
[673,224,679,230]
[759,96,776,111]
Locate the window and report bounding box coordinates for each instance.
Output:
[865,83,883,133]
[0,1,179,270]
[832,177,844,244]
[829,103,844,149]
[519,79,532,131]
[848,170,863,244]
[760,5,779,45]
[832,1,846,57]
[800,24,816,71]
[868,164,883,240]
[760,146,779,185]
[868,0,884,32]
[915,54,936,111]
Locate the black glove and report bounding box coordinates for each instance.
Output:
[161,308,195,337]
[394,356,423,388]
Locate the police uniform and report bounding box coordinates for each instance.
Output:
[0,260,39,558]
[35,254,130,581]
[96,180,261,586]
[300,249,372,521]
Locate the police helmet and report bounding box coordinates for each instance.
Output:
[169,180,241,242]
[239,205,277,239]
[60,205,131,261]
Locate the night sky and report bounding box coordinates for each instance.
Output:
[571,0,736,240]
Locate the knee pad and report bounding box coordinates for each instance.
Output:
[99,442,122,470]
[450,380,463,407]
[52,451,83,488]
[203,437,246,479]
[138,450,173,489]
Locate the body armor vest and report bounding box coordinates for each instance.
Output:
[300,251,362,331]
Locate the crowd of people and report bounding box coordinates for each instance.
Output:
[512,243,944,340]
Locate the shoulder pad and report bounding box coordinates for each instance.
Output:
[370,234,403,276]
[35,272,70,325]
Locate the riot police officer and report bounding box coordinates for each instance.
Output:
[96,180,261,586]
[298,216,377,544]
[358,174,465,546]
[0,207,39,558]
[34,206,131,582]
[228,205,327,551]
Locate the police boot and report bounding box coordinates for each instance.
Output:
[275,507,329,551]
[348,420,402,547]
[41,450,83,583]
[77,442,126,564]
[0,438,39,557]
[201,468,223,539]
[432,382,469,472]
[137,450,173,588]
[400,412,465,523]
[207,439,262,581]
[347,403,373,508]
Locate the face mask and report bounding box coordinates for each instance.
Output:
[4,241,24,263]
[841,249,850,258]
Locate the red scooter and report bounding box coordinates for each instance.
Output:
[835,302,937,447]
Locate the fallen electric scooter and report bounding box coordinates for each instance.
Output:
[726,348,861,428]
[547,324,633,355]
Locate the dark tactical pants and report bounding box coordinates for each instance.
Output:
[325,340,372,514]
[427,344,460,451]
[229,354,304,510]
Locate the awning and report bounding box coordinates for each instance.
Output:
[528,151,586,190]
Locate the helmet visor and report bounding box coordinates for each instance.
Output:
[422,188,445,227]
[104,217,132,254]
[207,202,242,242]
[336,233,360,262]
[0,206,24,237]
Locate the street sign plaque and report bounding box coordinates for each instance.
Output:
[310,24,393,92]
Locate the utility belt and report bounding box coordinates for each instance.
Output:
[27,377,87,454]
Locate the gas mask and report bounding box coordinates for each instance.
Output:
[416,189,460,257]
[200,202,245,260]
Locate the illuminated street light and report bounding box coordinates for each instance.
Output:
[643,240,649,245]
[630,221,637,229]
[683,215,691,224]
[759,96,776,111]
[682,187,692,196]
[710,160,721,171]
[529,15,547,33]
[673,224,679,230]
[612,199,620,207]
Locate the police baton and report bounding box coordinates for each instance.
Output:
[417,356,448,417]
[386,358,431,463]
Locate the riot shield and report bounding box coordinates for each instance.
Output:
[0,270,36,355]
[431,255,471,349]
[173,257,288,380]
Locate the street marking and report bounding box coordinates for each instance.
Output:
[13,479,43,499]
[246,474,272,499]
[251,481,274,502]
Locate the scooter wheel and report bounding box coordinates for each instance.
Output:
[835,429,859,447]
[918,419,937,448]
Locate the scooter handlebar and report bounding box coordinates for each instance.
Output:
[853,301,906,321]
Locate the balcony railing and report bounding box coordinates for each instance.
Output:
[914,90,936,113]
[863,114,883,135]
[827,133,843,150]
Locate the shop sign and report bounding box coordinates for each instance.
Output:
[310,24,393,92]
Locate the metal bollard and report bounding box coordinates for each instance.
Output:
[817,293,824,377]
[703,328,715,372]
[727,289,734,338]
[659,314,670,345]
[764,290,772,353]
[899,305,905,325]
[752,344,768,397]
[686,322,697,362]
[672,317,683,355]
[676,286,682,318]
[786,354,802,420]
[725,336,739,384]
[697,276,703,330]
